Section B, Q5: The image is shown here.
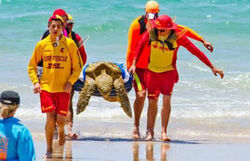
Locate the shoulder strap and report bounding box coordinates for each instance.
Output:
[71,31,78,46]
[150,30,176,50]
[164,30,176,50]
[138,15,147,35]
[166,30,175,41]
[41,30,50,40]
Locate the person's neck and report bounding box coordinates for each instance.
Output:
[1,114,14,119]
[50,34,62,41]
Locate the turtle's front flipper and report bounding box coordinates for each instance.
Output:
[113,77,132,118]
[77,76,96,115]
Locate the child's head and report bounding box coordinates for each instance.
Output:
[0,90,20,118]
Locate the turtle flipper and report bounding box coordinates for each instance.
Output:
[113,77,132,118]
[76,76,96,115]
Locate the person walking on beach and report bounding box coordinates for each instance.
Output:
[39,10,86,140]
[129,15,224,141]
[27,15,82,158]
[66,14,87,139]
[0,90,36,161]
[126,0,214,140]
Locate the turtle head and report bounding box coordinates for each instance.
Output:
[95,69,113,98]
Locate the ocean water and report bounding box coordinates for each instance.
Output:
[0,0,250,140]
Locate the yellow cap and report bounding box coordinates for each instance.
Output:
[48,15,64,24]
[67,14,74,24]
[145,1,159,13]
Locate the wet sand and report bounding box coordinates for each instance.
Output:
[33,136,250,161]
[21,118,250,161]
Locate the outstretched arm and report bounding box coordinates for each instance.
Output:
[177,24,213,52]
[200,39,213,52]
[211,65,224,78]
[179,36,223,78]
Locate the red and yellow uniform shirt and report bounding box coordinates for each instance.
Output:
[177,25,203,42]
[134,31,213,74]
[126,15,204,69]
[28,35,83,93]
[148,40,176,73]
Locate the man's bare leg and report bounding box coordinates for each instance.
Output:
[133,90,146,139]
[161,95,171,141]
[145,98,158,141]
[67,90,77,139]
[57,114,67,146]
[45,111,56,158]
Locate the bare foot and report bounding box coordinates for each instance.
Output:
[161,132,171,142]
[43,151,52,159]
[145,131,154,141]
[58,132,66,146]
[132,127,140,140]
[67,132,78,140]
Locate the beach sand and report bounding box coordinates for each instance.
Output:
[23,119,250,161]
[33,137,250,161]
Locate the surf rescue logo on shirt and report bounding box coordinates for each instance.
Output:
[152,42,171,51]
[0,134,8,160]
[44,56,68,69]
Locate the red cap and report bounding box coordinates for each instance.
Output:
[53,9,68,19]
[48,15,64,24]
[155,15,177,29]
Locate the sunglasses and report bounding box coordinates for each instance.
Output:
[158,29,166,33]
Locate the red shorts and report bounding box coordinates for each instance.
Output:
[146,70,178,99]
[133,68,147,92]
[40,90,70,116]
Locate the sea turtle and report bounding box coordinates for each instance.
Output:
[76,61,132,118]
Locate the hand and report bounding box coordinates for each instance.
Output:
[128,65,136,74]
[33,82,41,94]
[202,40,213,52]
[64,82,72,93]
[212,66,224,79]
